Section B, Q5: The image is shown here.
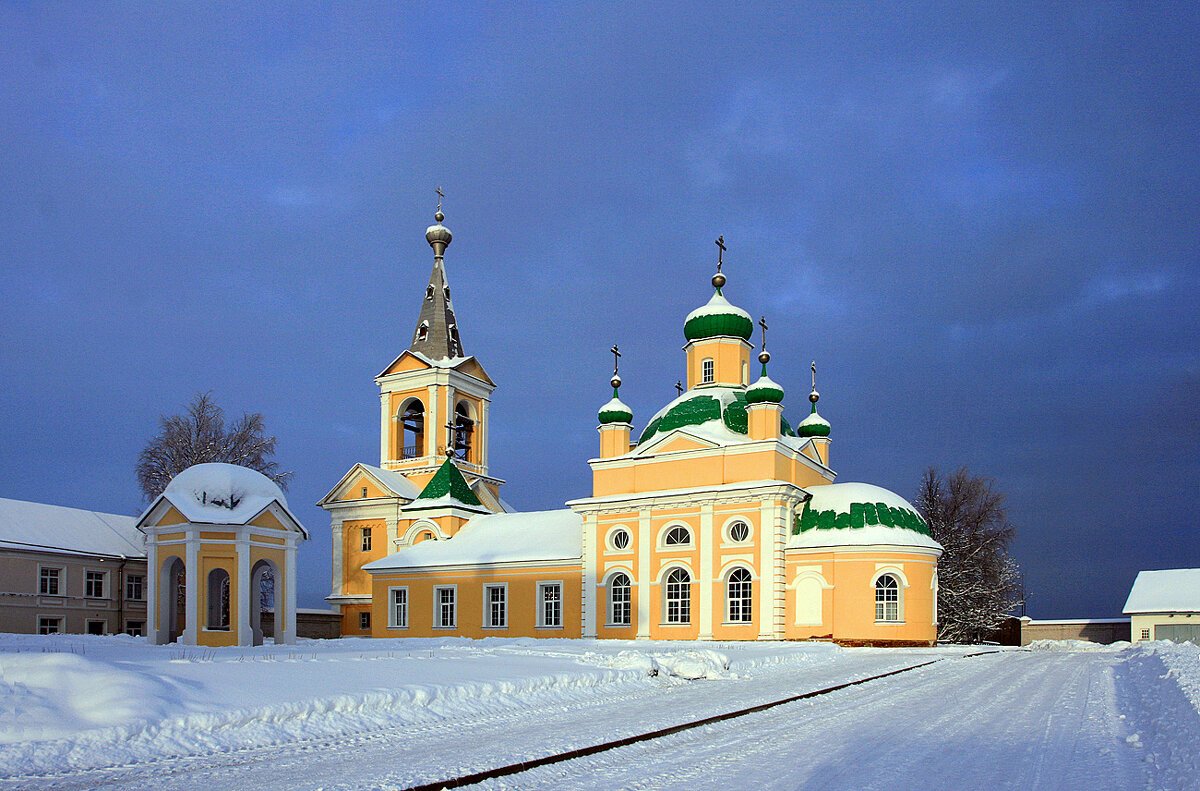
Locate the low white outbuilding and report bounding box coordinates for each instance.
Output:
[1123,568,1200,643]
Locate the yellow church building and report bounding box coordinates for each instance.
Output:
[320,206,942,646]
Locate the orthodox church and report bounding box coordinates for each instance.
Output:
[319,205,942,646]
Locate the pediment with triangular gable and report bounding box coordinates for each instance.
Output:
[318,462,422,507]
[634,426,722,456]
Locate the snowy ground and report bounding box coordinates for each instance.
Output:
[0,634,1196,791]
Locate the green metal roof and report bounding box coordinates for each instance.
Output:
[415,457,483,507]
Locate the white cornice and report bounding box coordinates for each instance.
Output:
[568,480,806,515]
[366,557,581,576]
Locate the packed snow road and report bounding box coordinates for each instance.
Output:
[7,644,1195,791]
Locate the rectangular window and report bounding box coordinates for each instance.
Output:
[1140,628,1150,640]
[359,610,371,631]
[538,582,562,628]
[701,358,714,384]
[389,587,408,629]
[435,586,457,628]
[361,527,372,552]
[484,584,507,628]
[609,578,631,626]
[126,574,145,601]
[39,567,61,596]
[85,570,107,599]
[38,617,62,635]
[125,621,145,637]
[360,486,368,498]
[86,619,106,636]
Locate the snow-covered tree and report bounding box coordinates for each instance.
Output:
[916,468,1024,643]
[136,393,293,501]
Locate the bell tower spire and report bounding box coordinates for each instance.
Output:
[409,189,463,360]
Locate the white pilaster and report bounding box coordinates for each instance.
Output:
[330,519,344,596]
[145,539,159,644]
[385,517,399,549]
[236,534,252,645]
[380,392,390,464]
[480,398,490,474]
[636,510,651,639]
[182,533,199,645]
[283,540,298,645]
[698,504,714,640]
[582,512,597,637]
[758,501,777,640]
[426,384,437,457]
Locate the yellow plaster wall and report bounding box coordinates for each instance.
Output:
[784,551,938,644]
[382,352,429,376]
[369,565,583,638]
[747,403,781,440]
[593,445,829,498]
[250,511,286,530]
[685,338,751,388]
[197,550,238,647]
[342,475,391,501]
[341,519,387,595]
[155,507,188,527]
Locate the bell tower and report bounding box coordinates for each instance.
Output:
[373,195,498,489]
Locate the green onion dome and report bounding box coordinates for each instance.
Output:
[598,375,633,425]
[745,360,785,404]
[796,401,831,437]
[683,291,753,342]
[598,392,634,424]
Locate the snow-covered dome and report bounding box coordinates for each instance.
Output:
[745,371,785,404]
[789,482,941,551]
[683,291,754,342]
[162,463,288,523]
[796,407,831,437]
[598,394,634,424]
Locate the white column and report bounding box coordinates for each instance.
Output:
[426,385,438,458]
[236,534,252,645]
[145,537,159,644]
[283,539,298,645]
[480,398,490,473]
[636,510,651,639]
[698,504,714,640]
[445,385,456,457]
[380,392,390,465]
[758,500,781,640]
[330,519,344,596]
[182,532,199,645]
[581,512,597,637]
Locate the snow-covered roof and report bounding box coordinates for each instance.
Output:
[363,509,582,571]
[142,463,304,535]
[359,465,422,500]
[787,482,942,552]
[0,497,144,558]
[1123,569,1200,614]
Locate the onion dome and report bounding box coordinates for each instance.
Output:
[599,374,634,424]
[684,291,754,341]
[745,351,785,404]
[796,387,831,437]
[425,209,452,249]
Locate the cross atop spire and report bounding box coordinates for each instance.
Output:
[811,361,817,390]
[411,203,463,360]
[610,344,621,375]
[435,186,444,213]
[759,316,768,350]
[715,235,726,273]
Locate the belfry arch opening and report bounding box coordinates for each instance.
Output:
[400,399,425,459]
[452,401,475,462]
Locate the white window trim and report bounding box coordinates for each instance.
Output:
[604,571,633,628]
[361,527,373,552]
[85,618,108,635]
[37,614,64,634]
[660,566,692,626]
[387,585,409,629]
[723,567,754,625]
[434,585,458,629]
[605,525,633,554]
[125,573,146,602]
[657,522,694,551]
[719,516,753,547]
[124,620,145,637]
[536,581,564,629]
[701,357,715,384]
[873,573,904,624]
[482,583,508,629]
[37,564,64,596]
[358,610,372,631]
[84,568,109,599]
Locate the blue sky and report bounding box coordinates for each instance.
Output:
[1,2,1196,617]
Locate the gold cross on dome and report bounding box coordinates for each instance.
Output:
[811,361,817,390]
[759,316,768,350]
[435,186,444,212]
[610,345,621,374]
[715,235,726,272]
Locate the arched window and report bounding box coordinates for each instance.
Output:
[726,568,752,623]
[207,568,230,631]
[401,400,425,459]
[425,285,434,301]
[608,573,631,626]
[452,402,474,461]
[417,320,429,342]
[664,568,691,624]
[663,526,691,547]
[875,574,900,622]
[701,358,714,384]
[443,286,451,301]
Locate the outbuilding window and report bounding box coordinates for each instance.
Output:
[435,586,457,628]
[485,584,507,628]
[389,587,408,629]
[538,582,562,628]
[875,574,900,622]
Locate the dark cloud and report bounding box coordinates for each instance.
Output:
[1,2,1196,617]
